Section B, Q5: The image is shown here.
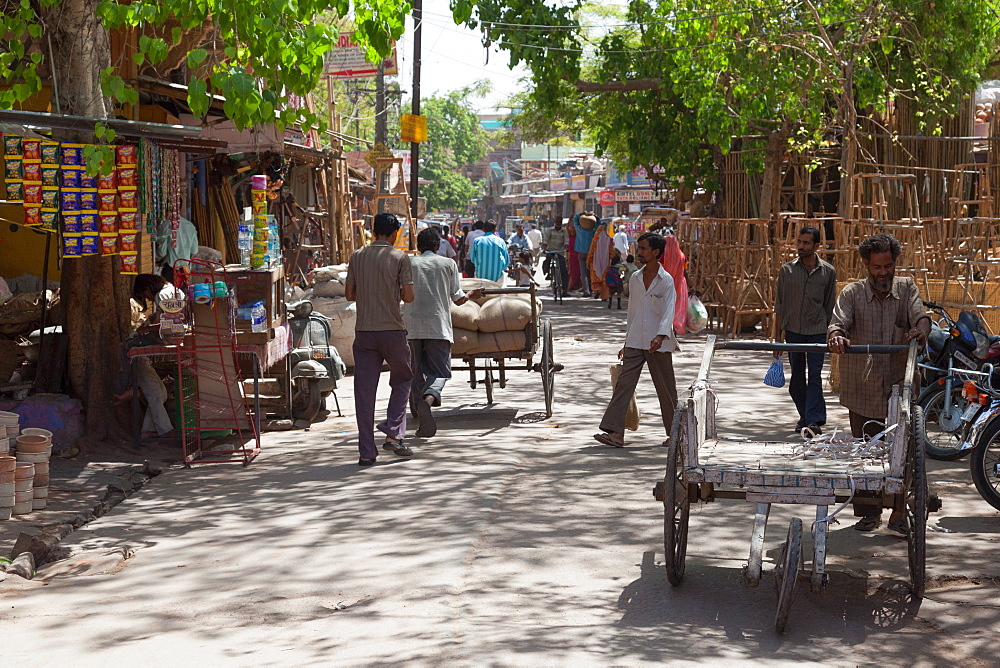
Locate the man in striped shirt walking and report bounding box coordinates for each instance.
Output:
[470,220,509,282]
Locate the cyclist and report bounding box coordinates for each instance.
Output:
[541,218,569,297]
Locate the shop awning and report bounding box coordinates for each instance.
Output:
[0,108,224,149]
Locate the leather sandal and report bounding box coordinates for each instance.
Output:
[594,433,624,448]
[853,515,882,531]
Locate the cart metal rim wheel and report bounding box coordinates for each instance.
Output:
[663,409,691,586]
[907,405,929,599]
[541,319,555,418]
[774,517,803,634]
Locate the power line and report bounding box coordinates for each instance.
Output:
[434,4,924,56]
[423,1,800,32]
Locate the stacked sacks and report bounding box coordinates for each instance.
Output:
[451,279,542,355]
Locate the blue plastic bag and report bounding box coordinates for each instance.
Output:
[763,354,785,388]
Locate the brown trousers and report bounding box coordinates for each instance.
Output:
[600,348,677,437]
[849,410,901,518]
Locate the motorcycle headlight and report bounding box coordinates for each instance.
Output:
[295,301,313,317]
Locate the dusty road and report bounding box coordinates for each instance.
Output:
[2,295,1000,666]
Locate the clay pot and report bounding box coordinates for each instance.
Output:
[3,425,17,437]
[31,497,47,511]
[14,489,32,502]
[0,410,19,426]
[12,500,33,515]
[16,452,50,464]
[14,479,33,493]
[33,475,49,487]
[32,486,48,499]
[16,435,50,453]
[0,456,15,473]
[21,428,52,440]
[14,463,34,479]
[33,461,49,475]
[0,505,12,520]
[0,482,14,496]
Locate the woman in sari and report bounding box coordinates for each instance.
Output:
[587,219,616,300]
[567,221,581,292]
[659,234,689,335]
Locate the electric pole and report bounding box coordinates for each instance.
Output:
[375,60,387,146]
[409,0,422,221]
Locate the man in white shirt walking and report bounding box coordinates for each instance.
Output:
[594,232,679,448]
[613,223,629,257]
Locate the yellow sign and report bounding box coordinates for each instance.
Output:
[365,142,394,170]
[400,114,428,143]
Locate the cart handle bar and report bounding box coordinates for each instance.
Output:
[717,341,910,354]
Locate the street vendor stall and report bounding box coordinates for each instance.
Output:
[126,261,291,466]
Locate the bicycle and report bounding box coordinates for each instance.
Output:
[543,250,566,304]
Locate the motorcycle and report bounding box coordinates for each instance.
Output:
[287,299,345,422]
[965,366,1000,511]
[917,301,1000,460]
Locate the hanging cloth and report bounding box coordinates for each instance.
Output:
[660,234,689,335]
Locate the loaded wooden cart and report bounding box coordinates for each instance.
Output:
[653,335,940,633]
[450,283,560,418]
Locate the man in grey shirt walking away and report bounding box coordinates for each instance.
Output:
[404,227,482,437]
[773,225,837,435]
[345,213,415,466]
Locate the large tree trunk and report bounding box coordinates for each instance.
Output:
[839,102,858,219]
[46,0,133,445]
[759,121,792,220]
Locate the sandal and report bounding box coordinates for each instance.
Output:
[853,516,882,531]
[887,520,909,536]
[382,441,414,457]
[593,433,624,448]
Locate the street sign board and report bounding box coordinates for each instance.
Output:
[326,32,398,79]
[365,142,394,169]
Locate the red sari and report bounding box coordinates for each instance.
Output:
[659,235,689,335]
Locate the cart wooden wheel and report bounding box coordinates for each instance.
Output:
[906,405,928,599]
[540,319,555,418]
[484,360,495,404]
[663,409,692,586]
[774,517,802,634]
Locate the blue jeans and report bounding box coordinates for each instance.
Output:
[785,331,827,427]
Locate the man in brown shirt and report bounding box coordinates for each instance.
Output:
[774,226,837,433]
[346,213,415,466]
[827,232,930,532]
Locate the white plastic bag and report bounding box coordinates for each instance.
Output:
[687,294,708,333]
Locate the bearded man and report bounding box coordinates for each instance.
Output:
[827,232,930,533]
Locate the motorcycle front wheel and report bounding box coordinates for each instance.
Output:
[970,417,1000,512]
[918,386,973,461]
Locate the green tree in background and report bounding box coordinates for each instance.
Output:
[419,83,491,211]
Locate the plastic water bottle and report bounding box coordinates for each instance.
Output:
[250,302,266,333]
[238,224,252,267]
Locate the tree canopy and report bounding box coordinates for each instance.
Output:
[493,0,1000,194]
[419,83,491,211]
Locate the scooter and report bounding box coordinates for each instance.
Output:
[287,299,346,422]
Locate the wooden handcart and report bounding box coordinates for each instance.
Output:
[654,335,935,633]
[453,284,558,418]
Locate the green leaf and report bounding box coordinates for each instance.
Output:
[187,48,208,69]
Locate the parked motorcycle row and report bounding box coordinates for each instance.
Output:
[915,301,1000,511]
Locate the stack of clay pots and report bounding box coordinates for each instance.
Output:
[0,455,14,520]
[0,410,18,455]
[13,463,33,516]
[15,431,51,511]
